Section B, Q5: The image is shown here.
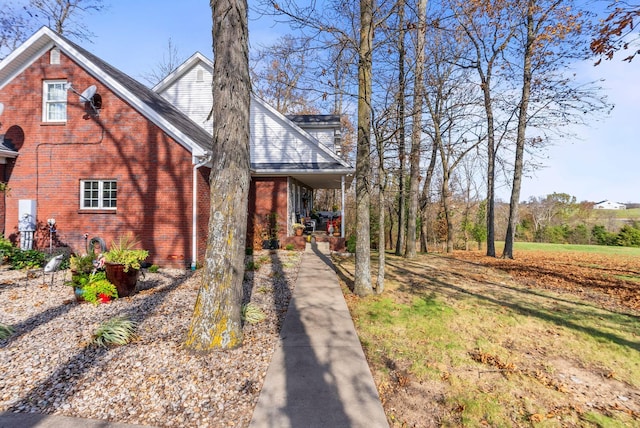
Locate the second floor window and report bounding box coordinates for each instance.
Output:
[43,80,67,122]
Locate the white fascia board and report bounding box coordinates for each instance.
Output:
[0,28,54,90]
[252,168,354,176]
[153,52,212,94]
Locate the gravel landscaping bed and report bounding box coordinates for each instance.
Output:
[0,249,302,427]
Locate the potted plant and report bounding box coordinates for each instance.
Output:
[103,235,148,297]
[293,223,305,236]
[67,271,117,304]
[70,253,96,275]
[333,219,342,236]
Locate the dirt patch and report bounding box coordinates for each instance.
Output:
[451,250,640,315]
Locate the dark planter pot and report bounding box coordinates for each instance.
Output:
[105,262,139,297]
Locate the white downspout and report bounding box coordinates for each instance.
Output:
[341,175,345,237]
[192,154,211,270]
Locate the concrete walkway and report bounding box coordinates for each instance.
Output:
[249,241,388,428]
[0,242,388,428]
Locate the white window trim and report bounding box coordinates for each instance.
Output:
[80,180,117,210]
[42,80,68,123]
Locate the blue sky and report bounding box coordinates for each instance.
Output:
[77,1,638,204]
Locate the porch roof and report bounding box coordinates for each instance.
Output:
[251,162,353,189]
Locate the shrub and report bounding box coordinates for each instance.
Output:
[591,225,617,246]
[148,264,159,273]
[0,236,14,262]
[346,235,356,253]
[8,249,45,270]
[91,317,137,347]
[616,225,640,247]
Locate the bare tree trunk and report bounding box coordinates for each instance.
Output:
[484,88,497,257]
[503,0,534,259]
[419,141,438,252]
[405,0,427,259]
[376,165,386,294]
[354,0,374,297]
[442,175,454,253]
[394,0,407,256]
[186,0,250,351]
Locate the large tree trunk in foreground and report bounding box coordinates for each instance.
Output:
[394,0,406,257]
[503,0,534,259]
[405,0,427,259]
[354,0,374,297]
[186,0,250,351]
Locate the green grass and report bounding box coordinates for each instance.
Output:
[593,207,640,219]
[496,241,640,256]
[613,274,640,283]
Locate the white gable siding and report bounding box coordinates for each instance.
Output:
[250,102,337,165]
[158,63,213,135]
[304,128,335,149]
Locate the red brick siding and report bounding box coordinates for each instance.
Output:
[0,49,211,267]
[247,177,288,248]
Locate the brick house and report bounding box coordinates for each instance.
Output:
[0,27,353,267]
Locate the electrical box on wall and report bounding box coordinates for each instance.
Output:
[18,200,36,229]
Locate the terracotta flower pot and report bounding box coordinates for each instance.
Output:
[105,262,139,297]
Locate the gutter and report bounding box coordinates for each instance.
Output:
[192,154,211,270]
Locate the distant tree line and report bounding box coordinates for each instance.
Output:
[514,193,640,247]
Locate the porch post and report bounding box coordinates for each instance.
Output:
[341,175,345,237]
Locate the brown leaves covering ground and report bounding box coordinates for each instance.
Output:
[450,249,640,315]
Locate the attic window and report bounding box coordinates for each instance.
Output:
[50,48,60,65]
[196,69,204,82]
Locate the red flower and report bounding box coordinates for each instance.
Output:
[98,293,111,303]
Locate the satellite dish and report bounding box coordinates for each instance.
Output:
[0,103,4,116]
[79,85,97,103]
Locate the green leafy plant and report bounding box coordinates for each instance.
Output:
[70,253,96,274]
[8,249,45,270]
[104,235,148,272]
[246,261,260,271]
[67,271,117,304]
[148,264,159,273]
[285,243,295,251]
[91,317,137,347]
[0,323,15,340]
[346,234,356,253]
[241,303,266,324]
[82,278,118,305]
[0,236,14,263]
